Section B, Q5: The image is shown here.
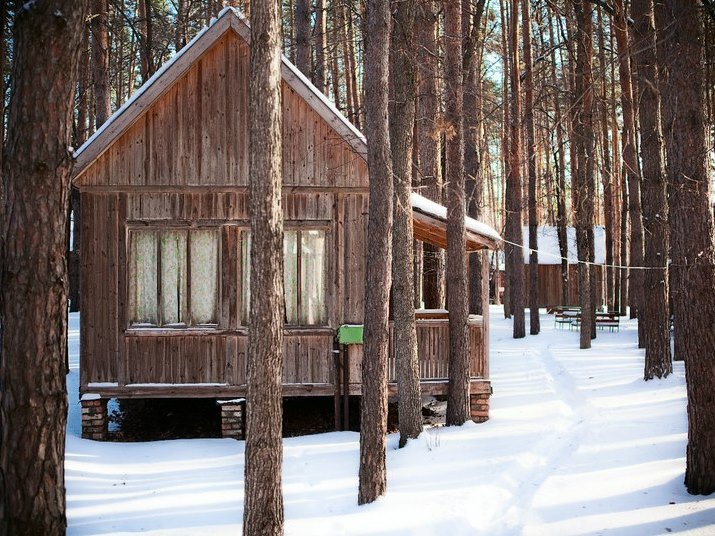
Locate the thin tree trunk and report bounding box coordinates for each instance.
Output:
[505,0,525,337]
[572,0,594,349]
[632,0,671,378]
[295,0,310,76]
[659,0,715,495]
[522,0,539,333]
[359,0,392,506]
[389,0,422,447]
[138,0,155,83]
[612,0,632,317]
[464,0,486,316]
[597,9,615,311]
[339,4,356,125]
[243,0,285,533]
[416,0,444,309]
[0,1,89,533]
[313,0,326,92]
[92,0,111,127]
[346,9,361,130]
[548,14,569,306]
[444,0,470,425]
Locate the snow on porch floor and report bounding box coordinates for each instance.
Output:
[65,308,715,535]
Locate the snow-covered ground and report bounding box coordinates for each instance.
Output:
[65,308,715,535]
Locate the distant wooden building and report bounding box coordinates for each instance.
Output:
[72,8,500,440]
[494,226,605,309]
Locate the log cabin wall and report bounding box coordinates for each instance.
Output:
[80,189,368,392]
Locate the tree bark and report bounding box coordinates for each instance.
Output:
[444,0,470,425]
[612,0,643,327]
[138,0,155,83]
[597,9,615,311]
[463,0,486,316]
[389,0,422,447]
[415,0,444,309]
[92,0,111,127]
[505,0,525,338]
[0,1,89,533]
[659,0,715,495]
[572,0,595,349]
[632,0,671,379]
[295,0,310,76]
[522,0,539,334]
[243,0,285,533]
[313,0,326,92]
[547,15,569,306]
[359,0,392,505]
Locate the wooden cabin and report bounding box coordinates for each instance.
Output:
[494,226,605,308]
[72,8,500,440]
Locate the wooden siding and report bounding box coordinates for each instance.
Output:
[80,189,368,391]
[521,264,605,308]
[75,31,367,190]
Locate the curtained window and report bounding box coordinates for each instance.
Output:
[241,228,327,326]
[129,228,219,327]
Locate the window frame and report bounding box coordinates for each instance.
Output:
[127,225,221,330]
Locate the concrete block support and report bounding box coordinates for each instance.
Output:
[81,395,108,440]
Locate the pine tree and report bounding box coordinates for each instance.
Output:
[0,1,90,532]
[243,0,285,532]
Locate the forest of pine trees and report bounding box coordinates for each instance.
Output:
[2,0,715,532]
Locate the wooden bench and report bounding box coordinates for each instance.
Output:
[569,312,620,332]
[552,306,581,329]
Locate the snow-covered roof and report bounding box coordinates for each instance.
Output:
[73,7,366,179]
[521,226,606,264]
[411,193,502,250]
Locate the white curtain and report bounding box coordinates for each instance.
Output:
[190,229,219,325]
[129,231,158,325]
[160,231,187,324]
[284,230,299,323]
[241,230,251,325]
[300,230,325,324]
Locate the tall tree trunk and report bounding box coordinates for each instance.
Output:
[659,0,715,495]
[632,0,671,378]
[597,9,615,311]
[444,0,470,425]
[295,0,310,76]
[138,0,155,83]
[505,0,525,337]
[313,0,326,92]
[522,0,539,333]
[339,4,356,125]
[612,0,641,321]
[548,13,569,306]
[359,0,392,506]
[0,1,89,533]
[464,0,486,316]
[92,0,111,127]
[573,0,594,349]
[389,0,422,447]
[415,0,444,309]
[70,22,91,314]
[243,0,284,533]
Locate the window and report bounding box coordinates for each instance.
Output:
[241,228,327,326]
[128,228,219,327]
